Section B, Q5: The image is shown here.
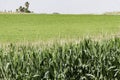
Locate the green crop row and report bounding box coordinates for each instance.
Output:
[0,38,120,80]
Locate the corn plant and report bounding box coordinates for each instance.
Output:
[0,38,120,80]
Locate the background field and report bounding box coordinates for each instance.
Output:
[0,14,120,42]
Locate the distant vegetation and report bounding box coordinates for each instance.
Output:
[104,12,120,15]
[52,12,60,14]
[16,2,31,13]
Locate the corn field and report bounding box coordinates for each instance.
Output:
[0,38,120,80]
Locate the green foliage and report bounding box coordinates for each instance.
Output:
[0,38,120,79]
[25,2,29,10]
[17,2,31,13]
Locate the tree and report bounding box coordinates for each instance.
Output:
[25,2,29,10]
[16,2,31,13]
[19,6,24,12]
[16,9,18,12]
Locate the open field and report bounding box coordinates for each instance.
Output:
[0,14,120,42]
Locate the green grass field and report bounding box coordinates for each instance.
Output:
[0,14,120,42]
